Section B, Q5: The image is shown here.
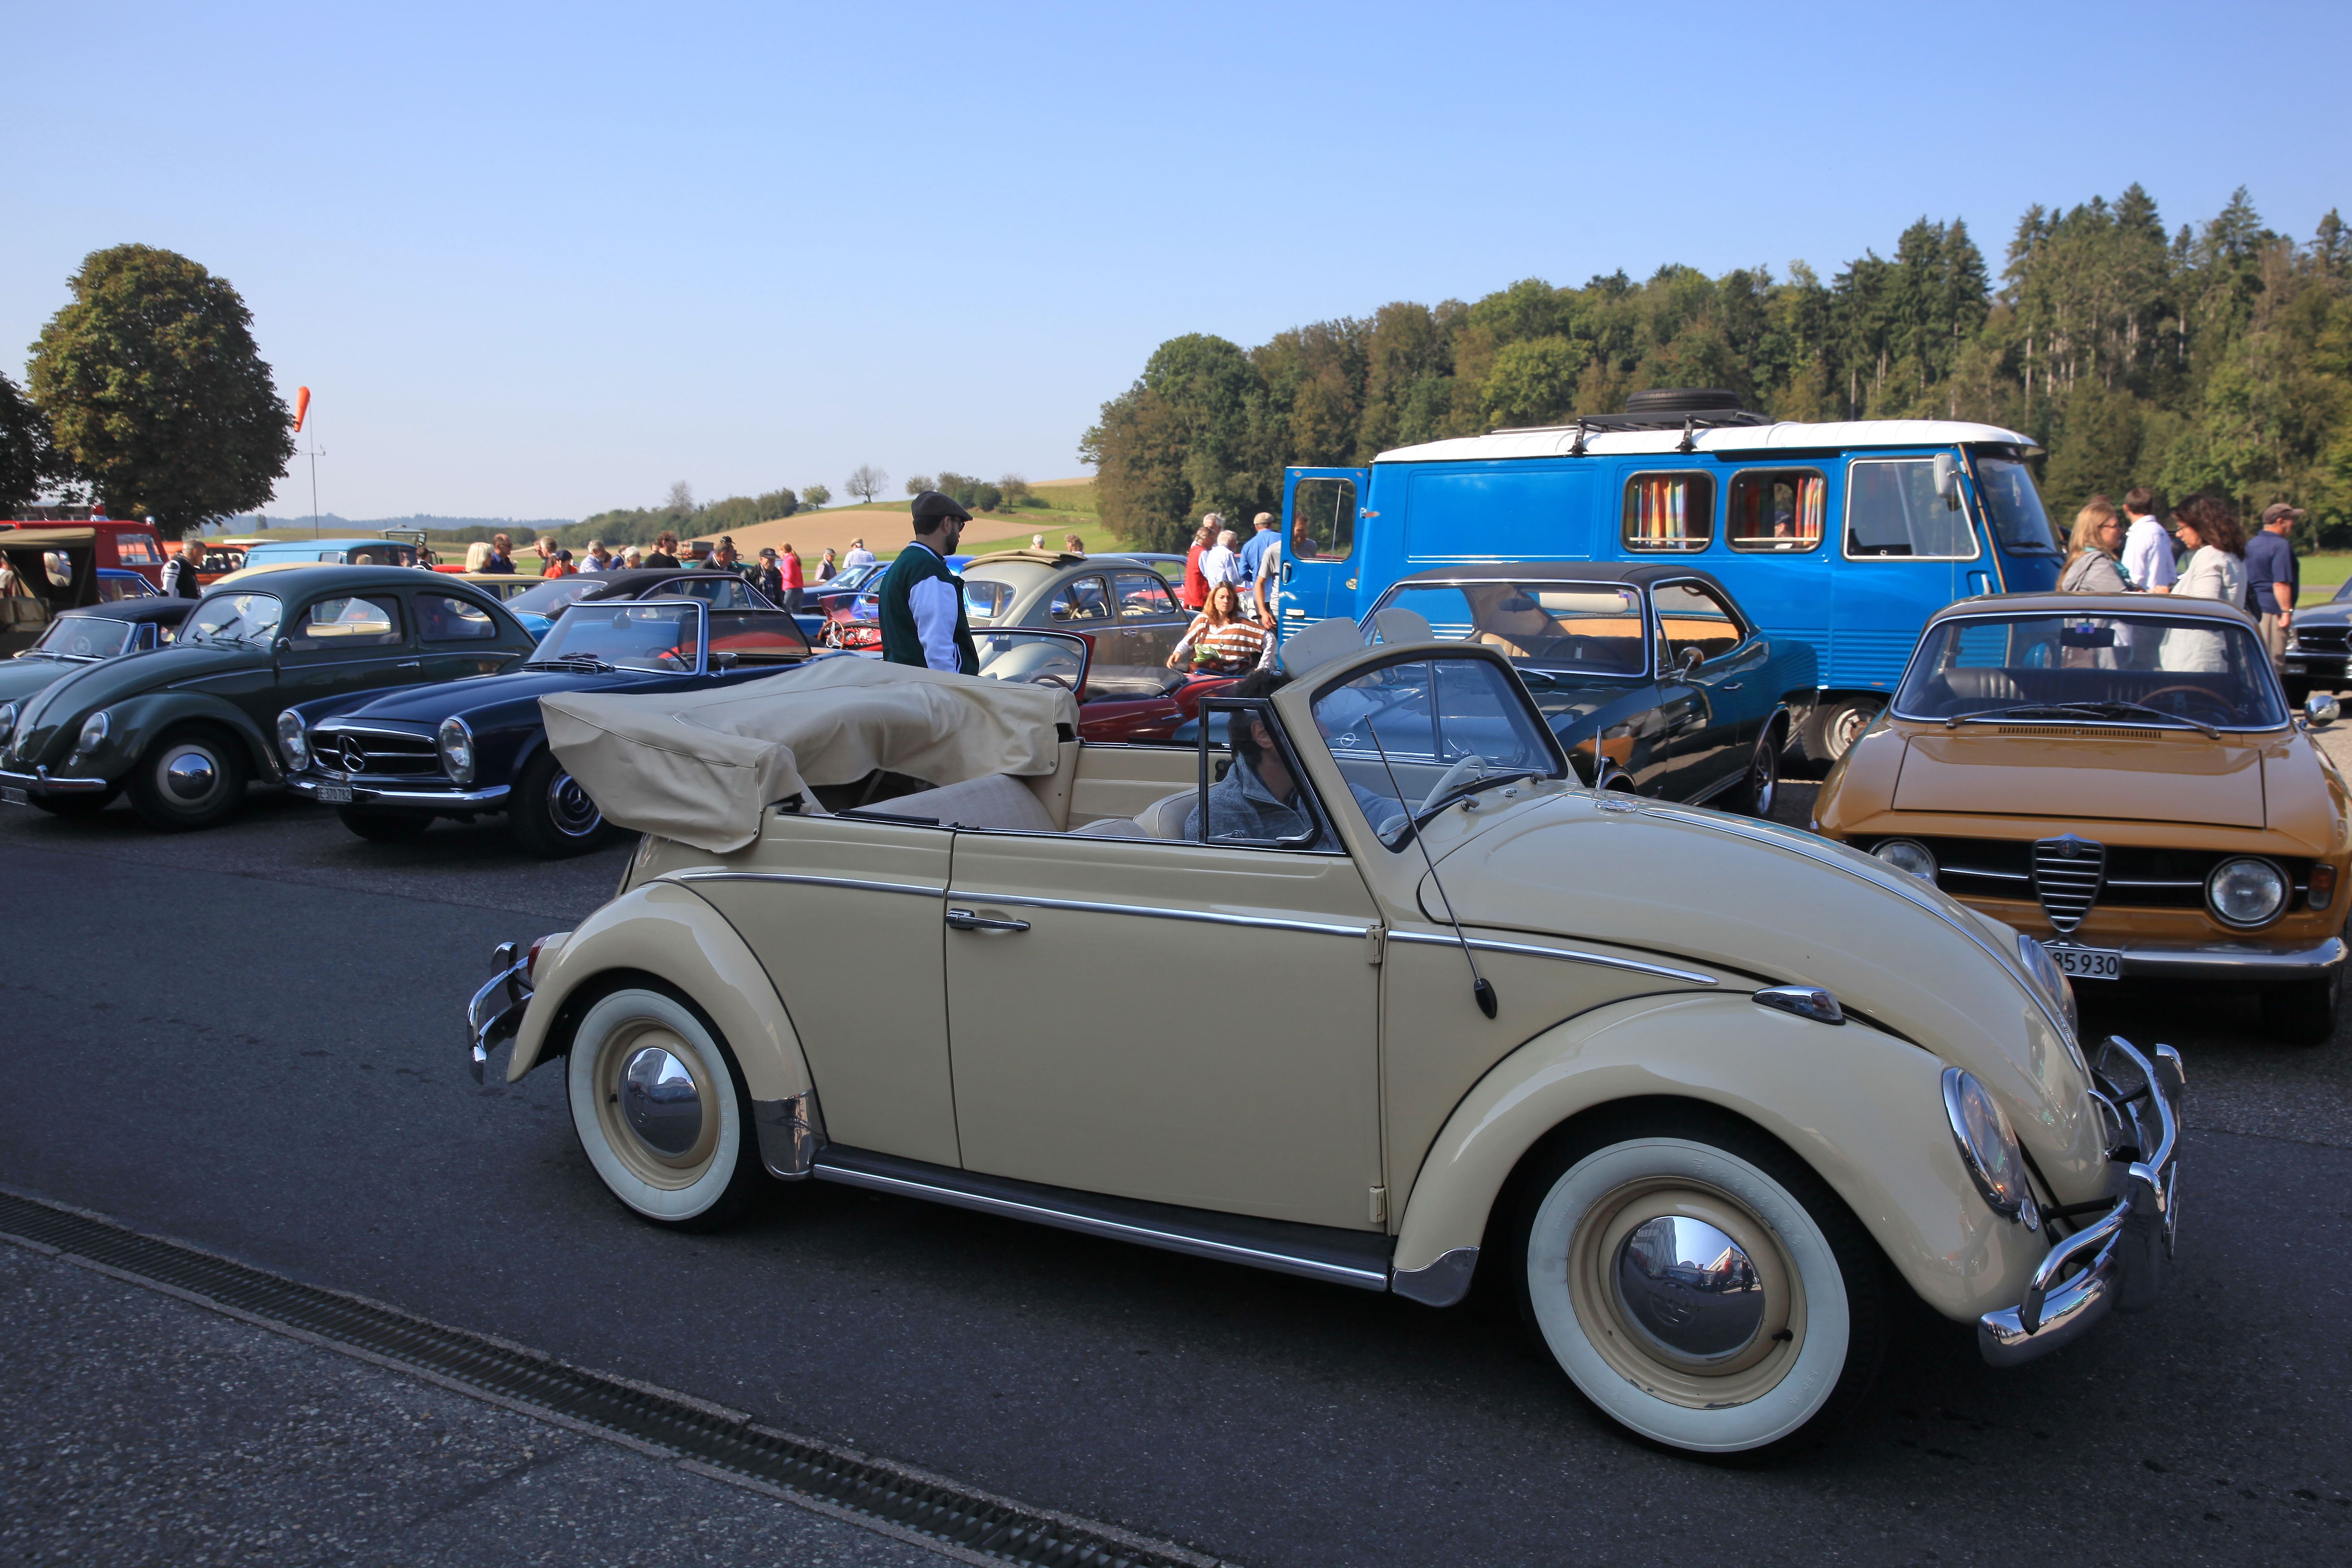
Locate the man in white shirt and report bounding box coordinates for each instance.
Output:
[1201,529,1242,593]
[2120,487,2175,594]
[580,541,613,573]
[843,538,877,571]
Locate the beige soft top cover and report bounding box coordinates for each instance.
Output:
[541,658,1079,853]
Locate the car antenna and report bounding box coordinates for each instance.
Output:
[1362,712,1498,1019]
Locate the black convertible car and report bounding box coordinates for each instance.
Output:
[279,597,815,855]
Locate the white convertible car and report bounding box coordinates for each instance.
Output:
[468,627,2181,1455]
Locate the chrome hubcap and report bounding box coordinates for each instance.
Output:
[1828,704,1872,759]
[1612,1215,1767,1362]
[546,769,603,837]
[160,745,220,803]
[619,1046,702,1156]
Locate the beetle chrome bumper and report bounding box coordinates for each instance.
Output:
[0,765,111,796]
[467,941,533,1083]
[1979,1037,2184,1367]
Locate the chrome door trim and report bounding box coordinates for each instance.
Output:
[670,870,944,898]
[945,889,1371,940]
[1387,929,1718,985]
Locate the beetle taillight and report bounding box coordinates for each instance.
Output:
[2311,864,2337,911]
[526,935,553,979]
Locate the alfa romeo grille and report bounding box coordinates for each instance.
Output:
[2032,834,2107,933]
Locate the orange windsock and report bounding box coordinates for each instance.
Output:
[293,386,312,432]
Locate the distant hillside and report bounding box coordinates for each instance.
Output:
[240,512,576,535]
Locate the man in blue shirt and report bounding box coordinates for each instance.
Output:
[2245,503,2302,671]
[1237,512,1279,601]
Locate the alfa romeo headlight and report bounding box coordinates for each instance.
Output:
[76,711,109,753]
[1874,838,1937,882]
[1942,1068,2040,1228]
[438,715,476,786]
[0,702,15,746]
[276,711,311,772]
[2207,856,2287,928]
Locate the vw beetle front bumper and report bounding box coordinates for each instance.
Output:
[467,941,534,1083]
[1978,1037,2184,1367]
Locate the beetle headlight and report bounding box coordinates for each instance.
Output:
[2014,931,2079,1041]
[438,715,476,785]
[0,701,15,746]
[1942,1068,2040,1228]
[1873,838,1937,882]
[76,710,110,753]
[276,711,311,772]
[2207,856,2287,928]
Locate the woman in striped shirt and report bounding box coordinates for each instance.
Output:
[1168,583,1270,676]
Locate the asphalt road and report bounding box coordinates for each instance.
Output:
[3,784,2350,1565]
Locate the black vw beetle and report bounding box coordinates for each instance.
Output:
[280,597,815,855]
[1364,562,1816,814]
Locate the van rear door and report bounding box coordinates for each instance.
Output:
[1279,468,1368,636]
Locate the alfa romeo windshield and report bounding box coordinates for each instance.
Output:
[181,592,284,649]
[1375,582,1647,677]
[1895,613,2287,730]
[533,601,702,672]
[27,616,136,660]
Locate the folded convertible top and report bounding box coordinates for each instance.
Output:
[541,657,1078,853]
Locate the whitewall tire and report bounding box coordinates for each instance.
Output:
[566,988,762,1230]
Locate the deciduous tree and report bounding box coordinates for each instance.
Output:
[846,464,887,503]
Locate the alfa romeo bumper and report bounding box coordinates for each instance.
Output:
[467,941,534,1083]
[1979,1037,2184,1367]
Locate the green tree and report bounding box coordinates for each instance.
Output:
[0,370,49,514]
[801,483,831,509]
[28,245,293,539]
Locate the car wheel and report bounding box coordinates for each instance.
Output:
[337,807,431,843]
[1799,698,1882,766]
[566,987,764,1231]
[30,788,117,819]
[126,726,249,832]
[1514,1105,1892,1455]
[510,747,619,858]
[2261,970,2341,1045]
[1728,720,1782,818]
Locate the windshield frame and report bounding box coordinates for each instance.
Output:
[1367,577,1656,681]
[505,576,605,615]
[27,614,137,660]
[1969,449,2061,555]
[1890,608,2291,733]
[534,596,710,675]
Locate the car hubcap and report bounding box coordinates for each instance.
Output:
[1613,1215,1767,1361]
[1752,743,1776,813]
[546,769,603,838]
[593,1020,720,1187]
[159,744,221,806]
[619,1045,703,1157]
[1828,704,1872,759]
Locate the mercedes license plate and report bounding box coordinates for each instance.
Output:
[318,782,354,805]
[0,786,25,806]
[2043,942,2122,981]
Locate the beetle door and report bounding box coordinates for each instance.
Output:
[275,593,423,710]
[1279,468,1369,640]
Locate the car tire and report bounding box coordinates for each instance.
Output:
[510,747,619,859]
[2261,970,2341,1045]
[126,725,250,832]
[1727,719,1783,818]
[566,987,765,1231]
[30,788,117,819]
[1513,1104,1893,1455]
[338,807,431,843]
[1799,697,1882,766]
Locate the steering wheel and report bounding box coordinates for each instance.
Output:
[2138,684,2239,722]
[1419,754,1490,815]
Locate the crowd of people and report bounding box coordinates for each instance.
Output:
[451,527,862,614]
[2061,488,2306,671]
[1164,510,1287,675]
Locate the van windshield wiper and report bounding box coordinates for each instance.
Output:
[1947,701,2219,740]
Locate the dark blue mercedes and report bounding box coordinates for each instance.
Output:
[278,597,819,855]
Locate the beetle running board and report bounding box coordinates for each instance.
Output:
[812,1146,1396,1293]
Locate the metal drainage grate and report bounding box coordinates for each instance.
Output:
[0,1190,1211,1568]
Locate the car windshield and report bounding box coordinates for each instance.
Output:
[182,592,284,649]
[1894,613,2287,730]
[534,601,702,672]
[507,576,604,614]
[1973,456,2059,553]
[28,616,134,660]
[972,631,1086,691]
[1311,655,1567,846]
[1375,582,1648,677]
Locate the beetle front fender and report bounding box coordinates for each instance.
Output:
[509,880,812,1111]
[100,693,280,783]
[1390,991,2046,1322]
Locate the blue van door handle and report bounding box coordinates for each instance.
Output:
[1967,571,1991,595]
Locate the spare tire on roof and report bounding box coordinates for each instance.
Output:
[1622,388,1746,416]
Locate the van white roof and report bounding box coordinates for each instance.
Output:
[1374,418,2036,466]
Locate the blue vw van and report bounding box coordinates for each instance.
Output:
[1278,390,2062,761]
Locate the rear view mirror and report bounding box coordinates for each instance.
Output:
[1932,453,1962,510]
[1677,645,1703,676]
[2059,623,2117,649]
[2306,691,2340,727]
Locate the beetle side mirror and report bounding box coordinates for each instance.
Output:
[1932,453,1962,510]
[2306,691,2340,727]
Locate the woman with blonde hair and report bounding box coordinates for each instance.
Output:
[2159,495,2249,673]
[1167,582,1269,675]
[464,539,493,572]
[2060,495,2131,592]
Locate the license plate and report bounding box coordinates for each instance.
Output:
[0,786,24,806]
[2044,942,2122,981]
[317,782,354,804]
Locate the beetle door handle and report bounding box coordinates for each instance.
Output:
[946,908,1031,933]
[1719,681,1742,691]
[395,660,422,670]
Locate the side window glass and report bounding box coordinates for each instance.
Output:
[965,580,1012,620]
[708,609,811,663]
[1727,470,1826,552]
[1653,583,1745,665]
[1193,697,1338,850]
[1114,570,1176,619]
[1622,473,1716,552]
[290,595,403,650]
[1313,657,1558,848]
[1846,459,1976,560]
[1289,477,1357,563]
[1049,575,1112,622]
[417,593,499,642]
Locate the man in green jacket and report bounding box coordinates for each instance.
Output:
[878,490,979,674]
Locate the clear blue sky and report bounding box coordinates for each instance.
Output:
[5,1,2345,521]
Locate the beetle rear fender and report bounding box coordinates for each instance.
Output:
[508,880,812,1110]
[107,693,280,783]
[1390,990,2046,1323]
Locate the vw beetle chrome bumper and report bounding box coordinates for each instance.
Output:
[467,941,534,1083]
[0,765,111,797]
[1979,1037,2184,1367]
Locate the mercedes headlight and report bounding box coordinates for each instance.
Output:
[438,716,476,786]
[1873,838,1937,882]
[2207,856,2287,928]
[276,711,311,772]
[75,710,110,753]
[0,702,15,747]
[1942,1068,2040,1228]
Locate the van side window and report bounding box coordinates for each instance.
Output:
[113,536,162,564]
[1727,471,1826,552]
[1291,477,1356,564]
[1621,473,1714,552]
[1844,459,1978,560]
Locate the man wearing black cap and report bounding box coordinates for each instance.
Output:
[878,490,979,673]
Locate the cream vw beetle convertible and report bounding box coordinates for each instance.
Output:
[468,626,2182,1455]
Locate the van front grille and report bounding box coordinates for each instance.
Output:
[2032,835,2107,933]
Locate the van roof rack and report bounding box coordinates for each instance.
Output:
[1491,386,1772,440]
